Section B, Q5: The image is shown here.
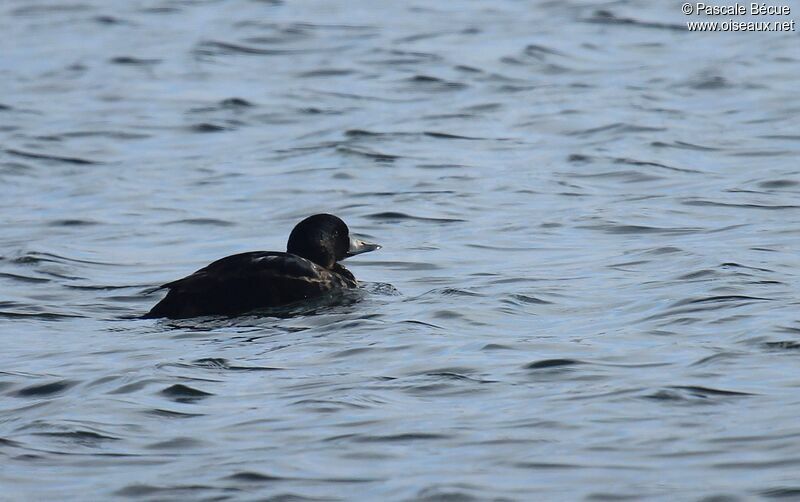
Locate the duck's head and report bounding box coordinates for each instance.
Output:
[287,213,380,269]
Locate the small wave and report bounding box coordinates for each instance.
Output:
[109,56,161,66]
[195,40,300,56]
[163,218,235,226]
[34,430,120,443]
[298,68,355,78]
[160,384,213,399]
[523,43,567,59]
[669,295,771,308]
[13,251,118,266]
[566,169,664,183]
[225,471,288,482]
[506,294,551,305]
[682,199,800,210]
[219,97,255,108]
[419,287,482,298]
[762,341,800,351]
[6,148,99,165]
[525,359,583,370]
[47,219,100,227]
[348,432,452,443]
[423,131,482,140]
[114,480,215,498]
[578,223,701,235]
[143,409,204,419]
[568,154,700,174]
[400,319,442,329]
[55,130,150,140]
[188,123,230,133]
[645,385,754,402]
[758,179,799,189]
[365,211,464,223]
[568,123,666,137]
[684,74,731,90]
[361,282,401,296]
[0,272,50,284]
[405,75,468,91]
[195,40,346,57]
[584,10,685,31]
[13,380,78,397]
[192,358,282,371]
[336,146,399,161]
[11,4,91,15]
[0,311,84,320]
[651,140,719,151]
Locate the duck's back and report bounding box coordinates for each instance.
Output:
[143,251,355,319]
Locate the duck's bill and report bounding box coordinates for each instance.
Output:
[346,237,381,257]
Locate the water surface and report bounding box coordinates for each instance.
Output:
[2,0,800,499]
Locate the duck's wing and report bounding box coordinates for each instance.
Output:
[158,252,301,288]
[144,252,351,319]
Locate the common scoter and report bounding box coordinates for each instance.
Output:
[144,214,380,319]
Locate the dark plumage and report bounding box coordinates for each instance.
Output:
[143,214,379,319]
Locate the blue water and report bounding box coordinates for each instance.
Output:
[2,1,800,499]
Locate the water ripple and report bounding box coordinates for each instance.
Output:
[1,0,799,499]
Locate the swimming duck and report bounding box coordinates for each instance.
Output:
[143,214,380,319]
